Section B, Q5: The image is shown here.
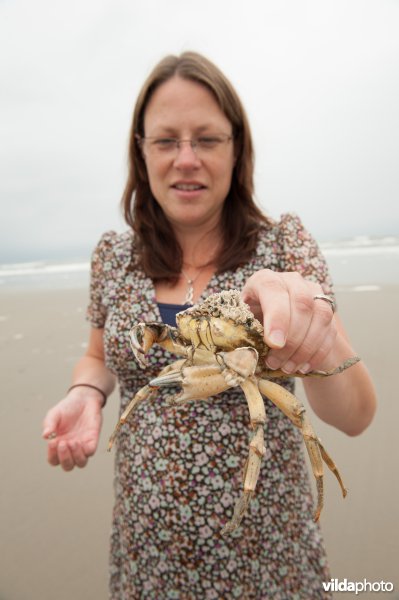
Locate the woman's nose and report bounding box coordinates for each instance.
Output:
[173,140,201,168]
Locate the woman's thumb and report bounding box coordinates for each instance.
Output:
[42,408,61,440]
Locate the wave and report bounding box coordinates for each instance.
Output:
[0,261,90,278]
[320,234,399,251]
[321,245,399,257]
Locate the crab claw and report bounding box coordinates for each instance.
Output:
[129,323,168,367]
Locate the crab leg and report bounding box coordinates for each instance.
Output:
[258,378,347,521]
[108,360,187,451]
[216,349,267,533]
[150,364,231,404]
[221,422,266,535]
[260,355,361,380]
[107,383,157,451]
[240,376,267,425]
[221,375,267,535]
[306,355,361,377]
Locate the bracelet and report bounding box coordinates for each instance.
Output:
[67,383,107,407]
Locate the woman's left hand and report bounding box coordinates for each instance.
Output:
[241,269,337,374]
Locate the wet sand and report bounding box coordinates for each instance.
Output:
[0,285,398,599]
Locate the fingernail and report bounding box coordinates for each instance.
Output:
[268,330,285,348]
[282,361,296,374]
[299,363,311,374]
[266,356,281,370]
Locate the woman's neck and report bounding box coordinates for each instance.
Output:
[175,224,221,269]
[154,222,220,305]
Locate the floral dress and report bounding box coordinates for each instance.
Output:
[87,213,334,600]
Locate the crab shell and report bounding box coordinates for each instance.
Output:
[176,290,269,361]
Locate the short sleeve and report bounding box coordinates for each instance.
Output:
[86,231,118,328]
[277,213,335,298]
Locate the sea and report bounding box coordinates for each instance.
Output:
[0,235,398,292]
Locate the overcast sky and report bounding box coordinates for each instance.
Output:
[1,0,398,262]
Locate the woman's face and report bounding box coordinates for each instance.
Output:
[142,76,235,232]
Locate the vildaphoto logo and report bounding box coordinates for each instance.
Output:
[322,579,394,594]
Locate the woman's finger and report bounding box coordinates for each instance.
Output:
[283,304,337,373]
[82,433,100,458]
[42,407,61,440]
[70,441,89,468]
[266,274,316,370]
[47,439,60,466]
[57,441,75,472]
[297,317,338,373]
[243,270,291,349]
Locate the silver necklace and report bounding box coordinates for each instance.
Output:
[181,268,203,305]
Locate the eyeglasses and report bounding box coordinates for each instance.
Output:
[137,133,233,158]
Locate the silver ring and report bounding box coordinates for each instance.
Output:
[313,294,336,313]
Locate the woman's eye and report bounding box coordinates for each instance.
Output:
[197,136,220,148]
[153,138,176,149]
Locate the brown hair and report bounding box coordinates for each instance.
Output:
[122,51,271,280]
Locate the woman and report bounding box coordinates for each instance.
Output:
[43,52,376,599]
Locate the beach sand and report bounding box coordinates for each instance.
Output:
[0,285,398,599]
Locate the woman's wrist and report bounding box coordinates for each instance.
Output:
[67,383,107,407]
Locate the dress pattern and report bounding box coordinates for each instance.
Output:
[87,213,334,600]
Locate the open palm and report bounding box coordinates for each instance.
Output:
[43,395,103,470]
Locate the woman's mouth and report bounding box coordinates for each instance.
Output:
[172,183,206,191]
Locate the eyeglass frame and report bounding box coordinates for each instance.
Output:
[135,133,234,157]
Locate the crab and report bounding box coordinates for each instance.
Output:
[108,290,359,535]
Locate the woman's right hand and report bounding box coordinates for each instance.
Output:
[42,388,103,471]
